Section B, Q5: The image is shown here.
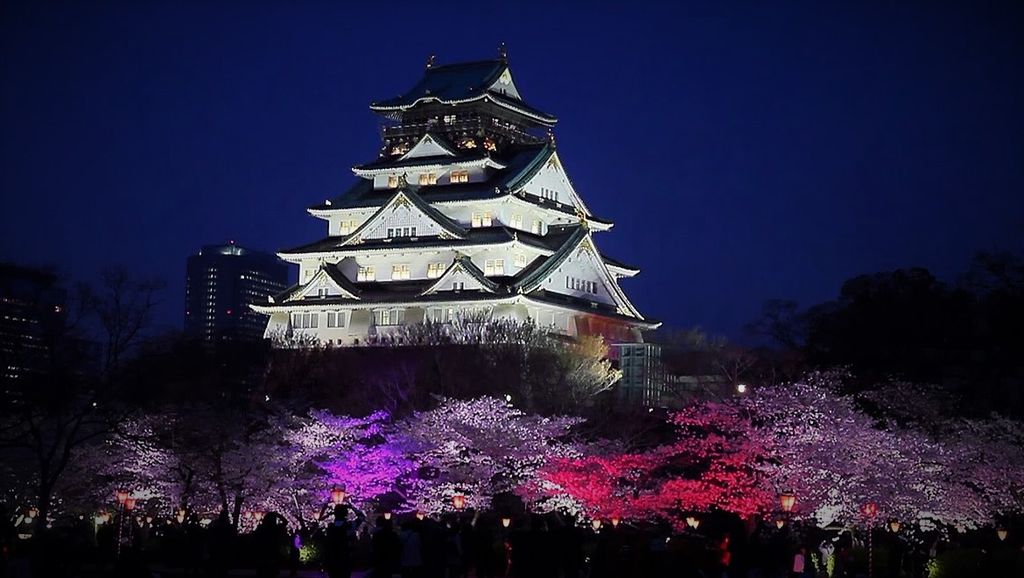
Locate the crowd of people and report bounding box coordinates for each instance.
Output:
[2,502,1015,578]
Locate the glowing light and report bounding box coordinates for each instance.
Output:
[862,502,878,518]
[736,383,748,394]
[775,519,785,529]
[330,486,347,505]
[611,516,620,528]
[889,520,901,533]
[591,519,602,531]
[997,528,1008,541]
[780,491,796,513]
[686,516,700,529]
[115,490,129,506]
[502,517,511,528]
[452,494,466,510]
[383,512,392,520]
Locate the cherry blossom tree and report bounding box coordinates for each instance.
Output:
[398,397,583,514]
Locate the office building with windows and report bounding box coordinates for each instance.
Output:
[185,243,290,342]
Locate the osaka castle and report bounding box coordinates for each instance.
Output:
[255,51,659,346]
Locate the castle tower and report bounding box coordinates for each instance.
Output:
[254,55,659,345]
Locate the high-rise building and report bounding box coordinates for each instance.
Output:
[185,243,289,343]
[254,52,659,346]
[0,263,67,381]
[610,342,665,406]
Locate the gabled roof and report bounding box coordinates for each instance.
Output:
[283,266,361,302]
[369,59,557,126]
[514,225,646,319]
[401,132,458,160]
[502,144,593,218]
[420,254,502,296]
[340,187,467,247]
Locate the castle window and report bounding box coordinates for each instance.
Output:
[452,282,465,291]
[391,264,411,280]
[485,259,505,276]
[386,227,417,239]
[327,311,337,327]
[471,212,493,228]
[388,175,399,188]
[450,170,469,183]
[357,266,375,282]
[291,312,319,329]
[443,114,457,124]
[427,262,446,278]
[514,253,527,268]
[459,137,477,149]
[510,214,523,229]
[375,309,404,326]
[317,287,328,298]
[339,220,356,235]
[419,173,438,186]
[531,220,543,235]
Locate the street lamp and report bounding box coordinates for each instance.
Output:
[591,519,602,531]
[502,517,511,528]
[452,494,466,511]
[416,511,425,521]
[330,486,347,505]
[736,383,748,394]
[775,518,786,530]
[686,516,700,529]
[862,502,878,578]
[779,491,796,513]
[611,516,620,528]
[997,528,1008,542]
[383,512,392,521]
[889,520,901,533]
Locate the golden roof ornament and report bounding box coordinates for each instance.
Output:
[498,42,508,62]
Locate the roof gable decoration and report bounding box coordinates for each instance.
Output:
[517,229,644,319]
[421,255,501,296]
[400,133,458,160]
[506,146,593,218]
[341,189,466,246]
[286,267,360,302]
[486,67,522,101]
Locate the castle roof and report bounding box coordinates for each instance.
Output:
[369,59,557,126]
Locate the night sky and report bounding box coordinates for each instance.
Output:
[2,1,1022,339]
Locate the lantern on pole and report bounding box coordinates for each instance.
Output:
[997,528,1008,542]
[686,516,700,529]
[416,511,425,521]
[611,516,620,528]
[330,486,347,505]
[591,519,602,531]
[889,520,901,533]
[779,491,796,513]
[383,512,392,521]
[502,517,511,528]
[775,518,786,530]
[452,494,466,511]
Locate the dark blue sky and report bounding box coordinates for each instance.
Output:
[2,1,1022,338]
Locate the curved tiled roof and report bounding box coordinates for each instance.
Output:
[369,60,556,125]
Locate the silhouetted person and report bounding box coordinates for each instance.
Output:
[325,506,356,578]
[370,517,400,578]
[207,510,234,578]
[253,512,288,578]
